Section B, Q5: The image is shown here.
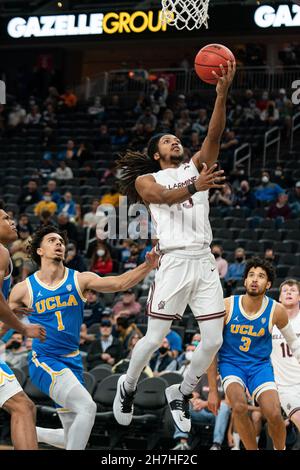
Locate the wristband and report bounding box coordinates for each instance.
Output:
[187,182,197,195]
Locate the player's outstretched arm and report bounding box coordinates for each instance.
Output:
[192,60,236,170]
[78,248,159,294]
[136,165,225,205]
[274,303,300,362]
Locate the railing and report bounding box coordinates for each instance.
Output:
[263,127,281,168]
[233,143,252,176]
[290,112,300,151]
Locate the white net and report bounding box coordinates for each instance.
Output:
[161,0,210,30]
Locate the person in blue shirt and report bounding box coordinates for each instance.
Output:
[0,204,46,450]
[58,191,77,219]
[225,247,246,296]
[166,329,183,359]
[207,257,300,450]
[254,171,284,204]
[46,180,61,206]
[9,225,159,450]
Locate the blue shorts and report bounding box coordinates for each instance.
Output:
[219,361,277,401]
[29,351,84,408]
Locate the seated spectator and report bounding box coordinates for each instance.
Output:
[166,329,183,359]
[272,165,293,189]
[235,180,257,211]
[57,139,77,161]
[138,240,153,264]
[42,103,57,128]
[100,185,121,208]
[112,332,153,377]
[106,94,122,119]
[45,86,60,108]
[111,127,129,148]
[94,124,111,149]
[51,161,74,181]
[267,192,292,222]
[87,319,123,370]
[176,341,198,376]
[288,181,300,217]
[18,180,42,213]
[264,248,276,265]
[172,374,231,451]
[8,103,26,130]
[211,244,228,279]
[225,247,246,295]
[175,109,191,139]
[83,289,106,328]
[220,129,239,161]
[254,171,284,205]
[76,141,94,166]
[210,183,235,215]
[58,191,77,220]
[260,100,279,125]
[150,338,177,376]
[57,213,78,243]
[112,289,141,320]
[83,199,106,228]
[17,213,33,235]
[4,333,28,369]
[256,90,269,111]
[88,96,105,121]
[38,209,56,229]
[46,179,61,206]
[34,190,57,217]
[134,106,157,133]
[65,241,87,272]
[150,77,168,115]
[79,324,96,355]
[192,108,209,135]
[158,108,175,133]
[100,162,118,185]
[115,316,142,351]
[59,87,78,109]
[24,105,41,126]
[122,242,140,270]
[10,227,31,271]
[90,241,113,275]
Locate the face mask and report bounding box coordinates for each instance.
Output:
[44,196,51,202]
[9,341,22,350]
[265,257,273,262]
[262,176,269,184]
[275,170,282,177]
[185,351,194,362]
[241,185,248,192]
[213,253,221,259]
[236,257,244,263]
[97,249,105,257]
[159,347,168,355]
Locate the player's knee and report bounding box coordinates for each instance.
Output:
[232,401,248,416]
[9,393,36,418]
[266,407,283,425]
[82,396,97,418]
[144,337,163,352]
[201,334,223,354]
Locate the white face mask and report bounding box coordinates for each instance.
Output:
[262,176,269,184]
[97,249,105,257]
[185,351,194,362]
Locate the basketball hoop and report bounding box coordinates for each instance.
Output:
[161,0,210,30]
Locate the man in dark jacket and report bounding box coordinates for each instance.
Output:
[150,337,177,376]
[83,289,105,327]
[87,319,123,370]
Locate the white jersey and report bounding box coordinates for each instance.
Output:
[271,311,300,386]
[149,159,212,252]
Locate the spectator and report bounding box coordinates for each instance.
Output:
[272,165,293,189]
[18,180,42,213]
[220,129,239,162]
[8,103,26,130]
[10,227,31,271]
[134,107,157,133]
[5,333,28,369]
[100,162,119,186]
[95,124,111,149]
[38,209,56,229]
[46,179,61,206]
[88,96,105,121]
[173,94,188,118]
[58,191,77,220]
[192,108,209,135]
[151,77,168,115]
[100,185,121,208]
[115,316,142,351]
[112,332,153,377]
[106,94,122,120]
[87,319,123,370]
[267,192,292,222]
[79,324,96,355]
[59,87,78,109]
[83,289,106,328]
[90,241,113,275]
[166,329,183,359]
[16,213,33,235]
[83,199,104,228]
[210,183,235,214]
[158,108,175,133]
[211,244,228,279]
[57,139,77,161]
[51,161,74,181]
[76,141,94,167]
[34,190,57,217]
[57,213,78,243]
[233,180,256,211]
[172,374,231,451]
[112,289,141,320]
[225,247,246,295]
[65,241,87,272]
[254,171,284,205]
[264,248,276,265]
[42,103,57,128]
[260,100,279,125]
[256,90,269,111]
[111,127,129,148]
[150,337,177,375]
[24,105,41,126]
[175,109,191,139]
[288,181,300,217]
[177,341,198,376]
[122,242,140,271]
[45,86,60,108]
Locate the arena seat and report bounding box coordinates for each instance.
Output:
[83,371,96,396]
[159,372,183,386]
[89,365,112,385]
[11,367,26,388]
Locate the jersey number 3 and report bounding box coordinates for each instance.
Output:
[239,336,251,352]
[55,311,65,331]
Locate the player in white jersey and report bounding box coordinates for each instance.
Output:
[271,279,300,430]
[114,61,236,432]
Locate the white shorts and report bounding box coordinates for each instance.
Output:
[277,384,300,419]
[0,362,23,408]
[147,251,225,321]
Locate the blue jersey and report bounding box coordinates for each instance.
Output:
[26,268,86,357]
[218,295,276,367]
[2,258,12,300]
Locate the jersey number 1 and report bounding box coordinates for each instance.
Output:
[55,311,65,331]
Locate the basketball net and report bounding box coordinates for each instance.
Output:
[161,0,210,30]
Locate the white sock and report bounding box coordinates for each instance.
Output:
[36,427,65,449]
[233,432,240,449]
[256,436,260,444]
[180,317,223,396]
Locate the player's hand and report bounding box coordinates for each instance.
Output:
[213,60,236,97]
[12,307,34,317]
[207,390,221,416]
[24,324,46,342]
[195,163,226,192]
[145,248,160,269]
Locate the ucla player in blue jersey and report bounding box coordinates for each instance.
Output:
[207,257,300,450]
[9,225,159,449]
[0,204,46,449]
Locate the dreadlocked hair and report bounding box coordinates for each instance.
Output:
[116,150,161,203]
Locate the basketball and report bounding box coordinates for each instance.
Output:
[194,44,235,85]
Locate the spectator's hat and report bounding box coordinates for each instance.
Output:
[100,319,112,327]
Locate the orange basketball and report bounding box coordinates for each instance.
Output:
[194,44,235,85]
